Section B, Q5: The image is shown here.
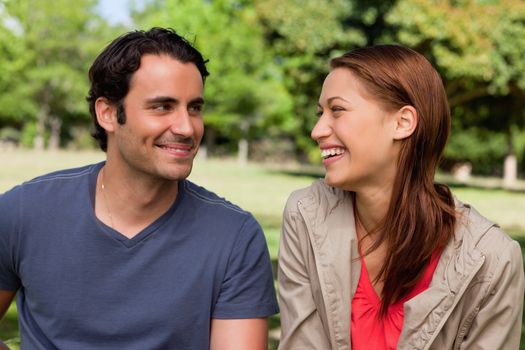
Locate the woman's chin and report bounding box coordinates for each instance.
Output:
[324,175,344,189]
[324,174,358,192]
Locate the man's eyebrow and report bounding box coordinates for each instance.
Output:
[145,96,205,105]
[145,96,178,104]
[189,97,205,105]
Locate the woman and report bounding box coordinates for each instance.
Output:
[277,45,524,350]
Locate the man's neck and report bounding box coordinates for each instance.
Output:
[95,163,179,239]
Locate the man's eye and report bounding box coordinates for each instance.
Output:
[149,103,173,112]
[189,104,203,114]
[152,104,171,111]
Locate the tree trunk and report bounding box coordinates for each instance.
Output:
[237,120,249,166]
[204,126,217,159]
[503,154,517,189]
[503,133,517,189]
[48,115,62,150]
[33,104,49,151]
[238,138,248,166]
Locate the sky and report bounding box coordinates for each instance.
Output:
[97,0,145,26]
[0,0,143,33]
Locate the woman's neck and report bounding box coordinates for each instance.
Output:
[353,184,392,238]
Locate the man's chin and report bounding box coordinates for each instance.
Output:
[160,165,193,182]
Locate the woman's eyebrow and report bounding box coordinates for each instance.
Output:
[327,96,350,104]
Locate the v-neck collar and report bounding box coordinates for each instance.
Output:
[88,162,184,248]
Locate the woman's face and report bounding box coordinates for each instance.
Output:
[312,68,400,192]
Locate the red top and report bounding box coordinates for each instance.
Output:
[351,252,441,349]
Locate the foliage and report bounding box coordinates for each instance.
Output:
[0,127,20,143]
[255,0,525,172]
[134,0,294,155]
[0,0,524,175]
[386,0,525,170]
[0,0,116,149]
[0,9,35,123]
[445,126,507,175]
[20,122,38,148]
[388,0,525,95]
[255,0,366,161]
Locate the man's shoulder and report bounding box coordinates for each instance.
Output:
[1,163,100,202]
[23,163,100,187]
[179,180,263,240]
[181,180,252,218]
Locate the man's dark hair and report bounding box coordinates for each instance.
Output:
[86,27,210,151]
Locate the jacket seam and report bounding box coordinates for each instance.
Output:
[421,254,486,350]
[297,200,342,349]
[454,304,481,346]
[454,241,501,346]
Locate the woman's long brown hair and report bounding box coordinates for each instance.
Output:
[331,45,457,315]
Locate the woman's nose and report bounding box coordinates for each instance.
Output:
[311,114,331,141]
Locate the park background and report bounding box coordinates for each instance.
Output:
[0,0,524,349]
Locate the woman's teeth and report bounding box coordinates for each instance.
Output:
[321,148,345,159]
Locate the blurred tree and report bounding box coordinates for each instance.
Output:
[2,0,520,176]
[0,0,110,150]
[386,0,525,181]
[257,0,525,180]
[134,0,294,163]
[0,3,36,134]
[255,0,367,162]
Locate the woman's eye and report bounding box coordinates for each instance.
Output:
[331,106,344,113]
[316,110,323,117]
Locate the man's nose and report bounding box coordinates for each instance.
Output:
[169,109,194,137]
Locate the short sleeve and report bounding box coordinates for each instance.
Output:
[212,215,279,319]
[0,187,22,291]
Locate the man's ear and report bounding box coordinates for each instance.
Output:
[393,105,417,140]
[95,97,117,132]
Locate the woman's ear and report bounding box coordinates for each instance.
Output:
[393,105,417,140]
[95,97,117,132]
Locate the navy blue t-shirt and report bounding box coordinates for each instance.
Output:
[0,163,278,349]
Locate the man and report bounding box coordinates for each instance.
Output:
[0,27,278,349]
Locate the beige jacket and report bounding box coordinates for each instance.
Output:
[278,180,524,350]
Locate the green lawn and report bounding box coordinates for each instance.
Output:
[1,149,524,349]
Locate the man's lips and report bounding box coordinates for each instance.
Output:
[156,143,195,157]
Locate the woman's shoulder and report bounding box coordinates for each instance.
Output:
[284,179,349,215]
[285,179,327,205]
[455,199,522,269]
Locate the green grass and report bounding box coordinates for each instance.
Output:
[449,186,525,236]
[1,149,524,349]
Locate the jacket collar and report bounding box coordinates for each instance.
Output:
[297,180,356,350]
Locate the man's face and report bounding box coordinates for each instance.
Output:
[108,54,204,182]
